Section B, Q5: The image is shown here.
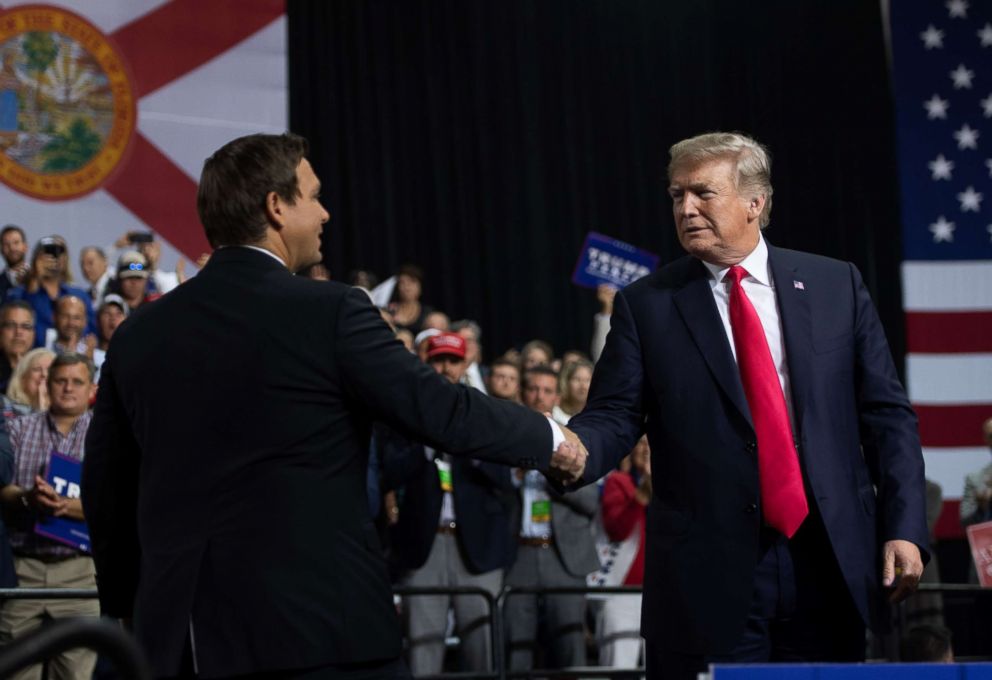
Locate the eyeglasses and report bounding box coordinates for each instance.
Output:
[0,322,33,332]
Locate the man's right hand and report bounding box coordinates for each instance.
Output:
[548,428,588,485]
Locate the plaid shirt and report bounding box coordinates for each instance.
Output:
[5,410,91,558]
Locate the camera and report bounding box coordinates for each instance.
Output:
[41,243,65,257]
[128,232,154,244]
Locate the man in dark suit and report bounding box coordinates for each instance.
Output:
[564,132,928,679]
[81,133,586,680]
[379,332,516,676]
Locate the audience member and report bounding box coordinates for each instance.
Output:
[6,348,55,413]
[520,339,553,370]
[590,284,616,363]
[504,366,600,672]
[559,350,591,372]
[554,358,593,424]
[395,328,415,353]
[899,624,954,662]
[0,353,99,680]
[381,332,514,675]
[113,232,183,295]
[488,358,521,403]
[0,302,35,393]
[0,409,17,591]
[45,295,93,356]
[594,436,651,668]
[109,251,161,311]
[414,328,443,363]
[388,264,433,334]
[0,225,29,298]
[423,310,450,332]
[8,237,95,346]
[452,319,487,394]
[79,247,112,305]
[92,295,128,378]
[961,417,992,528]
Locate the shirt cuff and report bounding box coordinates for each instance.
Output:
[547,417,565,452]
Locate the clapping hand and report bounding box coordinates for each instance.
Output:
[548,426,588,485]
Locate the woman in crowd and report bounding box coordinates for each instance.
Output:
[387,264,433,334]
[5,348,55,413]
[553,358,593,424]
[520,339,553,370]
[9,237,94,346]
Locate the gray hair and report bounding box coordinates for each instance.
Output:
[451,319,482,341]
[668,132,774,228]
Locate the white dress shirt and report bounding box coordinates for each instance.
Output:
[700,235,797,434]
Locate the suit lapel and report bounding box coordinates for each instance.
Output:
[673,260,753,428]
[768,246,811,439]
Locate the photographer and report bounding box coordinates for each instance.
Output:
[113,231,185,295]
[7,237,95,347]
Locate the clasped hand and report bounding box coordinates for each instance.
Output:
[547,426,588,485]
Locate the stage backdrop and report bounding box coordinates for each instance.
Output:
[0,0,286,279]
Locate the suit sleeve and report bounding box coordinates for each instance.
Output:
[568,289,646,485]
[82,349,142,619]
[850,264,929,560]
[335,288,552,470]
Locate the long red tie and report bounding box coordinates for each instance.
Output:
[726,265,808,538]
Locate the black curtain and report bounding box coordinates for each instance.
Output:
[288,0,905,369]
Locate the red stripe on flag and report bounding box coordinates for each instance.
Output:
[906,311,992,353]
[916,404,992,447]
[104,134,210,260]
[111,0,285,98]
[935,500,965,540]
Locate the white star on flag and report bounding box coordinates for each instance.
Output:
[946,0,969,19]
[929,154,955,180]
[979,23,992,47]
[921,25,945,49]
[954,124,979,149]
[924,94,950,119]
[986,158,992,177]
[929,215,956,242]
[957,185,983,212]
[981,93,992,117]
[950,64,975,89]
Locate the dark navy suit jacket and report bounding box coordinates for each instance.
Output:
[568,244,929,655]
[380,427,516,574]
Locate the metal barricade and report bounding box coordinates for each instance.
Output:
[499,584,645,680]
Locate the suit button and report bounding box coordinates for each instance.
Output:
[745,441,757,453]
[744,503,758,514]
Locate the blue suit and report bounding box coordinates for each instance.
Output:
[568,244,929,657]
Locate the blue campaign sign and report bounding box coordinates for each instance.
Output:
[572,232,659,289]
[34,451,90,553]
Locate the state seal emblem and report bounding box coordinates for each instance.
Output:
[0,5,135,200]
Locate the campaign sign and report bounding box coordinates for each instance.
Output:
[967,520,992,587]
[34,452,90,553]
[572,232,659,289]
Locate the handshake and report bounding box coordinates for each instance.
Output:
[547,425,588,486]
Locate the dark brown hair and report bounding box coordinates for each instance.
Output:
[197,133,309,248]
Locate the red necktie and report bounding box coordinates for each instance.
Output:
[726,265,808,538]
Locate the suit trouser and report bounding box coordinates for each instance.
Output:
[401,532,502,676]
[645,516,865,680]
[0,555,99,680]
[503,543,587,671]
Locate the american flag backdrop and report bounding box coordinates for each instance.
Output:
[891,0,992,539]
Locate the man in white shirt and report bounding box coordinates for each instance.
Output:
[564,131,927,679]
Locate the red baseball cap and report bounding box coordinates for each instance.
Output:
[426,332,466,360]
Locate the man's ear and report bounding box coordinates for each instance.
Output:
[264,191,284,230]
[747,194,766,222]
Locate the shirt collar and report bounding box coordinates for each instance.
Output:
[224,245,287,268]
[701,234,771,287]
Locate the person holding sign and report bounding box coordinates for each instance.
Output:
[380,332,514,676]
[0,352,98,680]
[559,132,928,679]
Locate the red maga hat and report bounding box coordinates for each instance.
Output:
[426,332,466,360]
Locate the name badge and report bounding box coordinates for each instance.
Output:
[435,459,453,493]
[531,499,551,523]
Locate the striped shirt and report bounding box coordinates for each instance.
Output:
[6,411,91,558]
